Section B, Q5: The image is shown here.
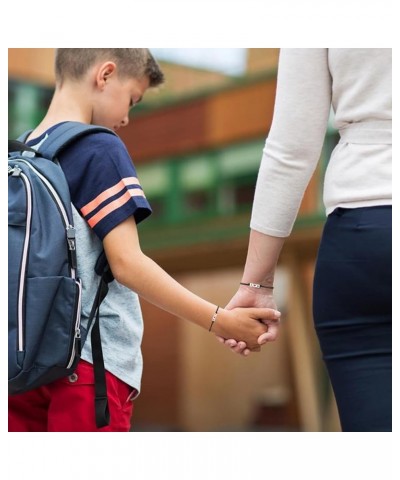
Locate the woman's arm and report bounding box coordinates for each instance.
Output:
[221,49,332,354]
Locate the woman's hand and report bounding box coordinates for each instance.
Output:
[216,285,280,355]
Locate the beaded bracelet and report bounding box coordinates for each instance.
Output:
[208,306,220,332]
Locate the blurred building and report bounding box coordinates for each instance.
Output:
[8,48,340,432]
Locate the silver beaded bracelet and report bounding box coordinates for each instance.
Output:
[240,282,274,290]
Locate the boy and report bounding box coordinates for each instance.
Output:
[8,49,281,432]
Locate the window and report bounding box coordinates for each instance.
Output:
[8,80,53,139]
[217,140,264,215]
[179,155,216,219]
[136,162,170,223]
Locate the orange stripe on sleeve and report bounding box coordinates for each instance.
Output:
[81,177,140,216]
[86,188,146,228]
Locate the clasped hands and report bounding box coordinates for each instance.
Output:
[214,286,280,356]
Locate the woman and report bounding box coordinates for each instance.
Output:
[220,49,392,432]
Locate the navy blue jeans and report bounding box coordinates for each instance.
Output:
[313,206,392,431]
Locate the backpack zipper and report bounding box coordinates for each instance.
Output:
[10,167,32,352]
[67,279,83,368]
[15,159,77,279]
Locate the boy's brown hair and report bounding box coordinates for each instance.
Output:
[55,48,164,87]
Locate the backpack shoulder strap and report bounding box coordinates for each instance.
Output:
[17,130,34,143]
[37,122,116,161]
[8,139,39,155]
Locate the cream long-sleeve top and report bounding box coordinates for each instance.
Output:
[250,48,392,237]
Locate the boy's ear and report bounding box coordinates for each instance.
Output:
[96,61,117,89]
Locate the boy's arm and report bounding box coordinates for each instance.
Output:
[103,216,280,350]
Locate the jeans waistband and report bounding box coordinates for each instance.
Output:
[339,120,392,145]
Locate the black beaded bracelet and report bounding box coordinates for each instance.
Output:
[240,282,274,290]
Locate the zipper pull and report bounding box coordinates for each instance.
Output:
[75,328,82,356]
[66,226,77,269]
[9,166,22,177]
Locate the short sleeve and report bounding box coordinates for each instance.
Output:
[59,132,152,240]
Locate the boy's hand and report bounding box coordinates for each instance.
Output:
[212,307,280,352]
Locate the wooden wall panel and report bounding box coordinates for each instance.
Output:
[120,78,277,163]
[298,167,320,215]
[206,80,277,146]
[132,299,182,430]
[120,99,208,162]
[9,48,56,85]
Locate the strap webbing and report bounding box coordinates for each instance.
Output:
[86,259,114,429]
[8,139,42,156]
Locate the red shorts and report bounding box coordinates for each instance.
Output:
[8,360,136,432]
